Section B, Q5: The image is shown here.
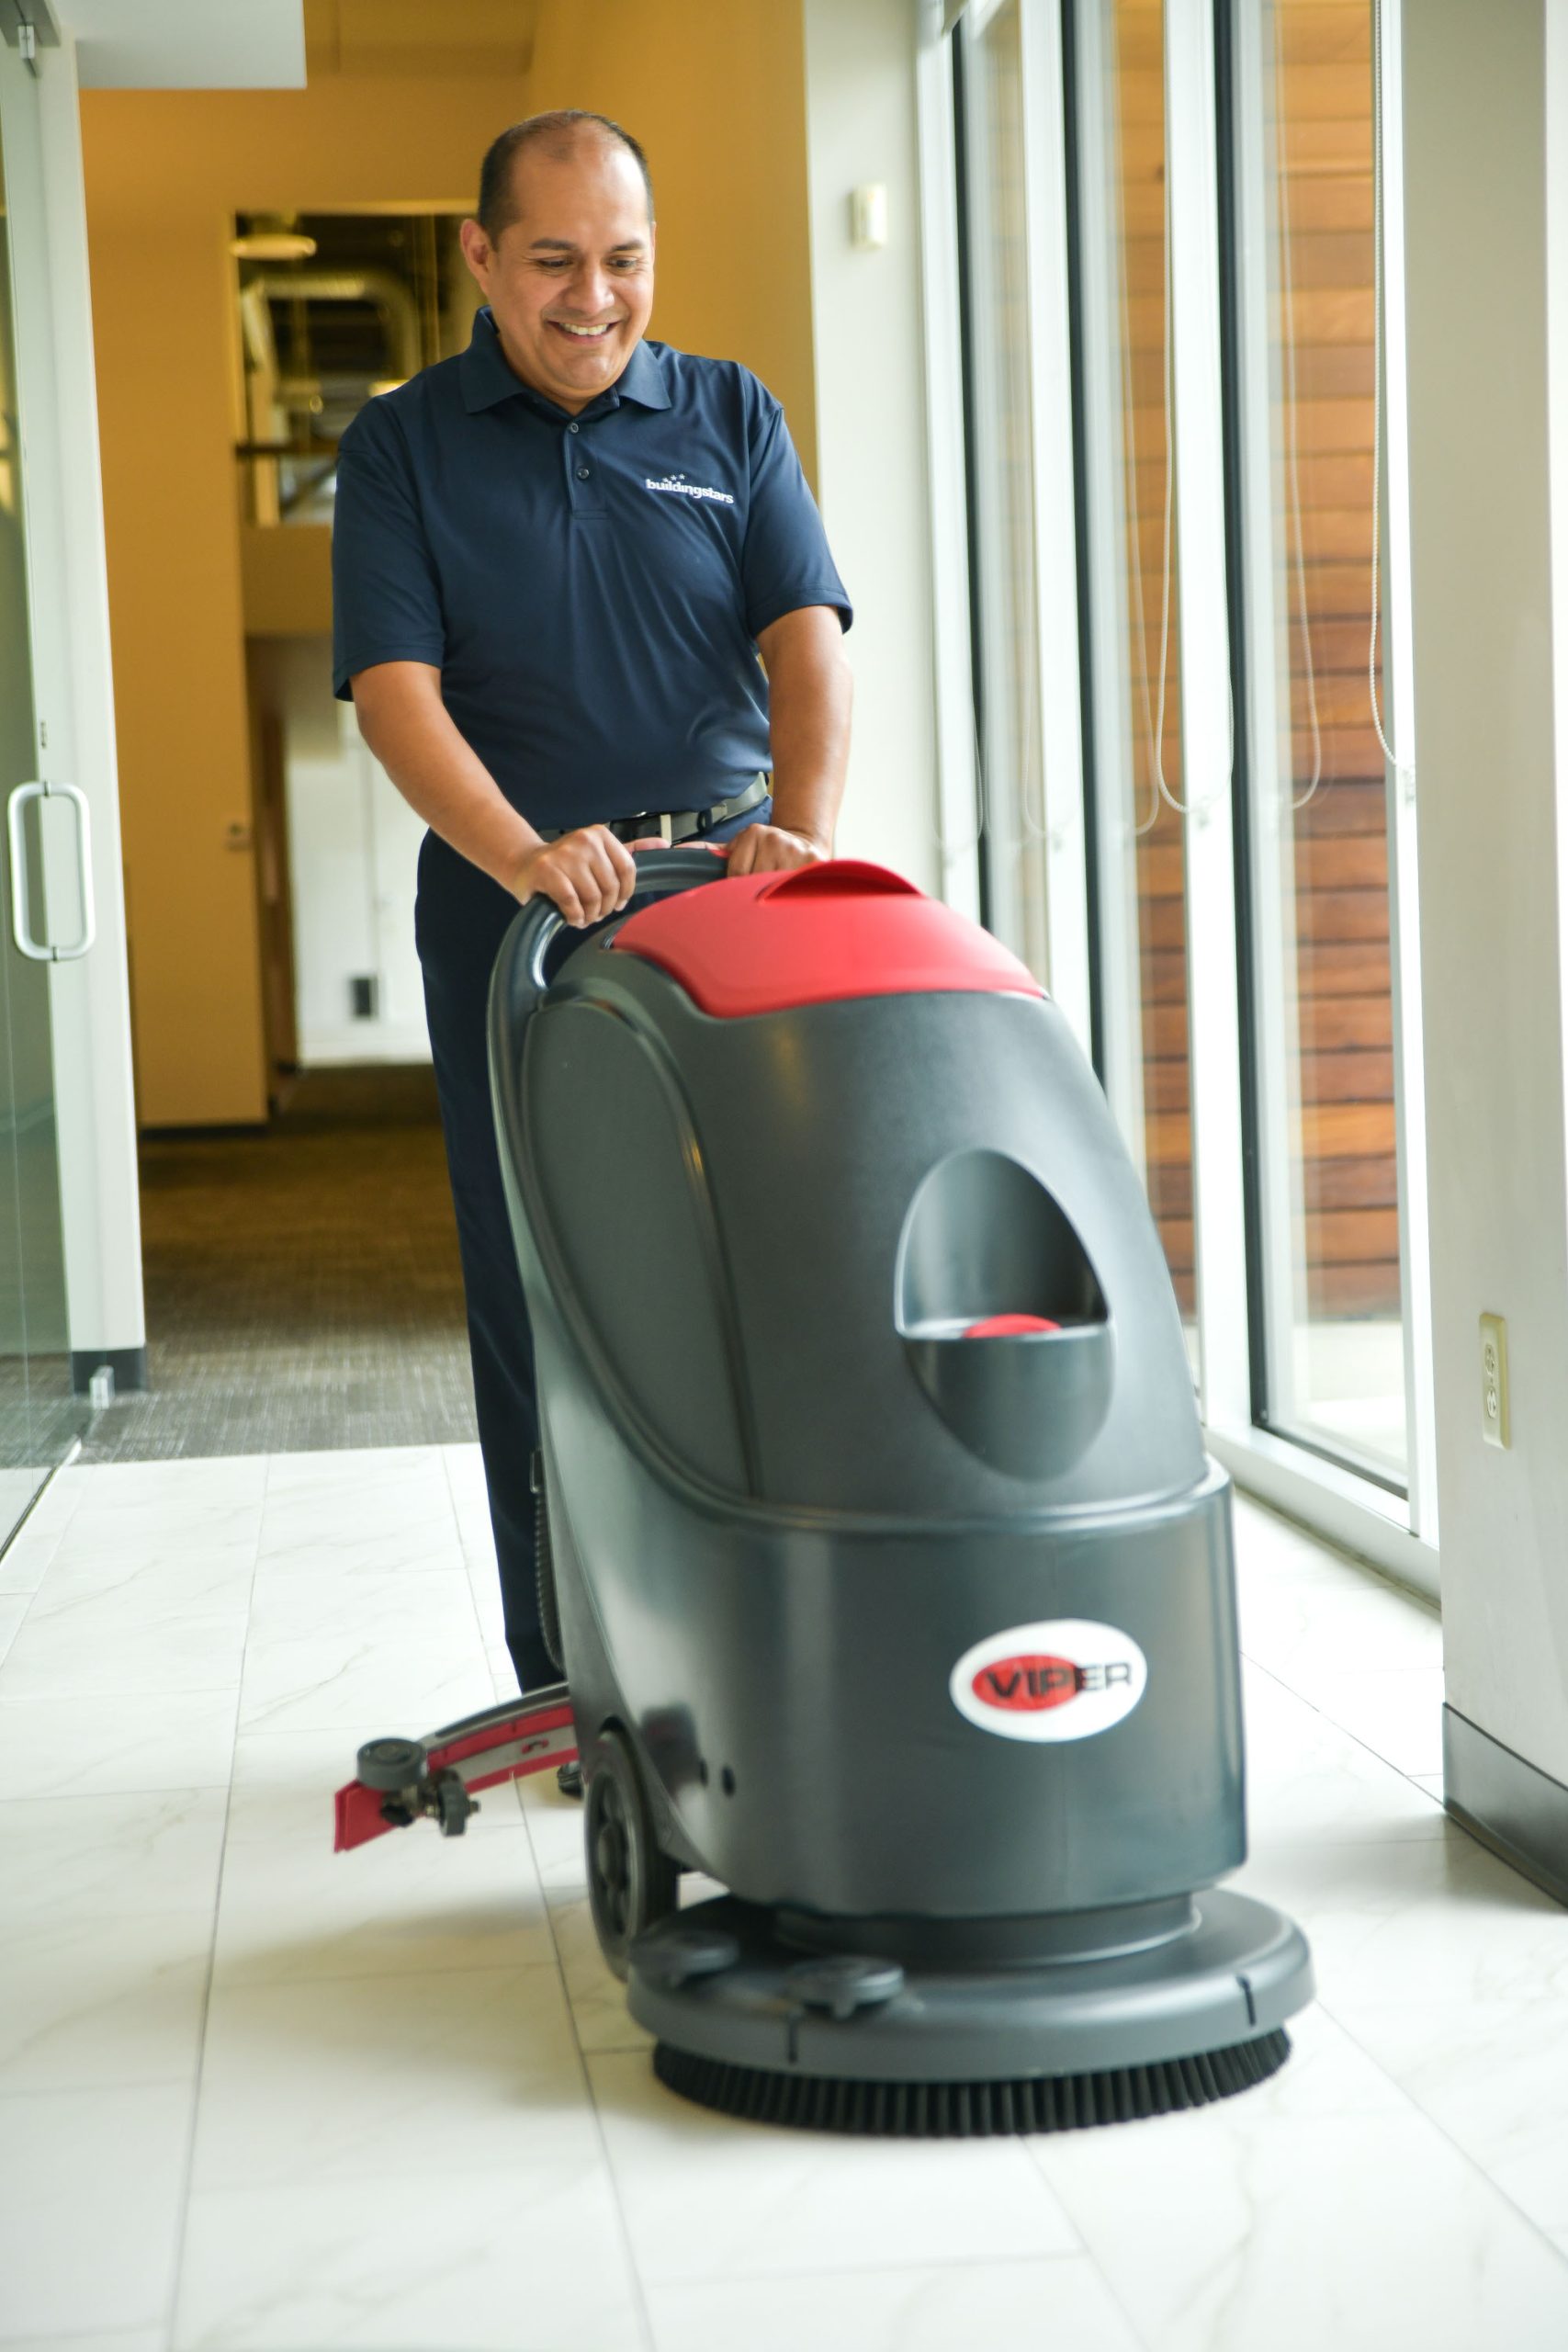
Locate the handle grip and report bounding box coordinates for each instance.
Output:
[6,781,96,963]
[490,842,729,1046]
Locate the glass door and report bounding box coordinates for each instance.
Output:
[0,90,86,1534]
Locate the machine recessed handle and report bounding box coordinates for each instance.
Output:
[755,860,920,902]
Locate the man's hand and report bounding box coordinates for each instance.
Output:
[510,826,639,926]
[724,823,829,878]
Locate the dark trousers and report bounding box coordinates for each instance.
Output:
[416,806,769,1693]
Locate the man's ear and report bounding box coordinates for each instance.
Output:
[458,217,493,290]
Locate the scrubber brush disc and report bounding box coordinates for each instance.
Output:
[629,1891,1313,2136]
[653,2028,1292,2137]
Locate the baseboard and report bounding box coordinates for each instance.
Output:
[1443,1703,1568,1910]
[71,1344,148,1397]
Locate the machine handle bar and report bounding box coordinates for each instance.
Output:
[492,842,729,1038]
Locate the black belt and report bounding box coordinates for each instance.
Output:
[538,774,769,847]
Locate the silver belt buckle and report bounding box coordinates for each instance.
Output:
[659,810,674,844]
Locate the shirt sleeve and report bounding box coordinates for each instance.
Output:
[740,385,853,642]
[331,401,446,699]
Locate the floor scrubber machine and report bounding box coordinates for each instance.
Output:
[336,847,1313,2135]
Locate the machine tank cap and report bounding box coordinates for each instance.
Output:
[612,857,1046,1019]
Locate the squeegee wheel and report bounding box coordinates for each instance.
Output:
[355,1736,427,1792]
[585,1726,679,1981]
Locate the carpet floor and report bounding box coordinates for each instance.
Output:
[81,1066,478,1463]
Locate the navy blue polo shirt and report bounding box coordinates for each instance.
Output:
[331,308,852,831]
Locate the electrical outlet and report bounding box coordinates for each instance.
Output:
[1480,1313,1510,1448]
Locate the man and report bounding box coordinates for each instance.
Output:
[332,111,853,1694]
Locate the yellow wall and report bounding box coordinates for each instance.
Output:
[80,3,814,1125]
[526,0,816,472]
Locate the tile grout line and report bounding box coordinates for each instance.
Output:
[1321,1998,1568,2281]
[440,1442,504,1688]
[514,1753,660,2351]
[1239,1645,1448,1808]
[634,2241,1160,2345]
[0,1469,85,1679]
[161,1453,271,2352]
[1240,1587,1568,2282]
[1233,1498,1440,1622]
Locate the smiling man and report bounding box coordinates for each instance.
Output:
[332,111,852,1697]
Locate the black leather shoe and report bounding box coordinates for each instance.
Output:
[557,1760,584,1801]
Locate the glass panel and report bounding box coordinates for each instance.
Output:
[961,0,1050,982]
[1234,0,1406,1481]
[0,96,86,1526]
[1072,0,1198,1352]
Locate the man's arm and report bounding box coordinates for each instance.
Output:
[349,661,638,926]
[727,605,852,876]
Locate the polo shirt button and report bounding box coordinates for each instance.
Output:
[577,465,591,480]
[568,422,580,433]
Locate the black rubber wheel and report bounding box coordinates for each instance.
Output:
[535,1469,564,1674]
[356,1735,427,1792]
[584,1726,679,1980]
[434,1768,479,1837]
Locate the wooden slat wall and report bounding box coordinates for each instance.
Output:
[1113,0,1400,1321]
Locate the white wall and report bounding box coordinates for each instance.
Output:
[1403,0,1568,1781]
[801,0,942,894]
[271,641,429,1066]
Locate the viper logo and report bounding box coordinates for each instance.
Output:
[951,1619,1147,1742]
[973,1655,1134,1712]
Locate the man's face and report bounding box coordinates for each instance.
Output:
[459,141,655,413]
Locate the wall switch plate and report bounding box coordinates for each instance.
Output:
[1481,1312,1510,1448]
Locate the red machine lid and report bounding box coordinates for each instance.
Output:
[612,860,1044,1020]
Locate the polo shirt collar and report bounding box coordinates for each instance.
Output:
[459,308,671,417]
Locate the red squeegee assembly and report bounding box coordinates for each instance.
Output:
[333,1684,577,1852]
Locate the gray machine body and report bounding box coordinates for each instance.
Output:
[488,854,1313,2080]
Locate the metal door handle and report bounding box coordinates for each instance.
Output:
[6,780,96,963]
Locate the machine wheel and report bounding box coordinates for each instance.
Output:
[585,1726,679,1981]
[433,1768,479,1837]
[535,1466,564,1674]
[356,1736,427,1792]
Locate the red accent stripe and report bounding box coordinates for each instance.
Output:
[963,1313,1062,1338]
[429,1704,575,1772]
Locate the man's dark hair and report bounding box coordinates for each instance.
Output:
[477,111,656,241]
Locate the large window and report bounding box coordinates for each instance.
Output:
[942,0,1429,1569]
[1225,0,1411,1484]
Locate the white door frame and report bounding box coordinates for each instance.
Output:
[0,25,146,1389]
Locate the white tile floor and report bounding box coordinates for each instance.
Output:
[1,1448,1564,2349]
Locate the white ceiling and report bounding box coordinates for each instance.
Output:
[56,0,305,90]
